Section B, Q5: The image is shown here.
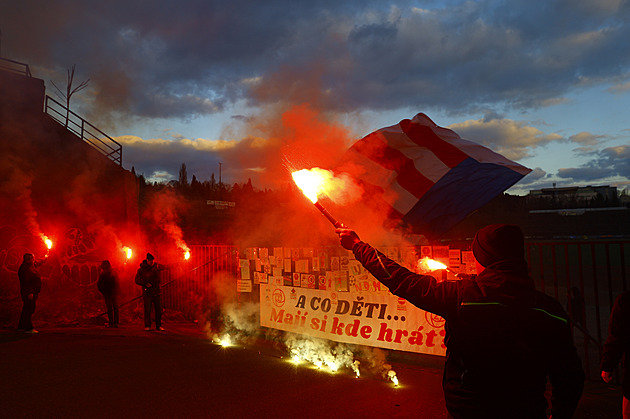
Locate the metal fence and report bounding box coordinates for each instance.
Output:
[525,240,630,380]
[161,245,240,319]
[155,240,628,381]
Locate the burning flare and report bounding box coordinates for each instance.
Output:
[41,234,53,257]
[286,335,360,377]
[291,168,343,228]
[41,234,53,250]
[123,246,133,260]
[388,370,399,386]
[218,335,231,347]
[177,242,191,261]
[418,257,447,271]
[292,169,326,203]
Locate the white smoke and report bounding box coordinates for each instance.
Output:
[285,333,361,376]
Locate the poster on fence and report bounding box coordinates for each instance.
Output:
[260,284,446,356]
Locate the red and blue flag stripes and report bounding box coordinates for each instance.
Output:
[341,113,531,238]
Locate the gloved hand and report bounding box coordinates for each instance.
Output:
[336,228,361,251]
[601,370,613,383]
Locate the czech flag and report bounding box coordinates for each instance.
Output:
[339,113,531,238]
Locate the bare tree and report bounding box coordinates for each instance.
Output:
[51,64,90,128]
[178,163,189,187]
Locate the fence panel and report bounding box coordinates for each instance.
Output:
[161,245,239,320]
[525,240,629,380]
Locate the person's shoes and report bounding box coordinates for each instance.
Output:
[25,329,39,334]
[157,327,165,331]
[144,327,151,331]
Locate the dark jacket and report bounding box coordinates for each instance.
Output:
[352,241,584,419]
[601,290,630,398]
[135,260,163,296]
[97,270,119,298]
[17,262,42,300]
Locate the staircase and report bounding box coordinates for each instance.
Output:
[0,57,122,166]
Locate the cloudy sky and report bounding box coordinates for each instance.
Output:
[3,0,629,195]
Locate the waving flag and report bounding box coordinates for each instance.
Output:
[339,113,531,238]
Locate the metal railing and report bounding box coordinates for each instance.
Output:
[0,57,32,77]
[44,95,122,166]
[525,240,630,380]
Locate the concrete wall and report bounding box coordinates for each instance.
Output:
[0,69,141,327]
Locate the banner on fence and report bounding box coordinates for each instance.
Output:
[260,284,446,356]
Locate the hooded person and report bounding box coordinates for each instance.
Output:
[17,253,44,333]
[97,260,120,328]
[336,224,584,419]
[135,252,167,331]
[472,224,525,268]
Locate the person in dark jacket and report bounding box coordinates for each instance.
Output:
[17,253,44,333]
[97,260,120,328]
[135,253,166,331]
[337,224,584,419]
[601,290,630,418]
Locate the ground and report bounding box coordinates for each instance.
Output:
[0,323,621,418]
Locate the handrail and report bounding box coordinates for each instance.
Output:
[44,95,122,166]
[0,57,32,77]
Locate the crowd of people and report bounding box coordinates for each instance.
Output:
[17,251,167,333]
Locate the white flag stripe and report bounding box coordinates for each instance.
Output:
[412,113,461,142]
[445,135,532,175]
[412,114,531,175]
[376,129,451,183]
[346,149,419,213]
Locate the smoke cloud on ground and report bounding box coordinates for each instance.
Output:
[200,270,399,384]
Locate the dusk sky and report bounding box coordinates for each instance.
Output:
[3,0,629,195]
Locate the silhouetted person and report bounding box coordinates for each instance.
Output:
[337,224,584,418]
[601,290,630,418]
[17,253,43,333]
[135,253,166,331]
[97,260,120,328]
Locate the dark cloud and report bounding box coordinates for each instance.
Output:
[117,103,356,187]
[118,136,224,182]
[557,145,630,182]
[3,0,630,125]
[3,0,629,194]
[510,144,630,193]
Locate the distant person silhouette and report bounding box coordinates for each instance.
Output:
[337,223,585,418]
[97,260,120,328]
[135,253,166,331]
[17,253,44,333]
[601,290,630,418]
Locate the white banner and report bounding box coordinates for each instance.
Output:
[260,285,446,356]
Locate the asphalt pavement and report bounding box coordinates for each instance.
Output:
[0,323,622,418]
